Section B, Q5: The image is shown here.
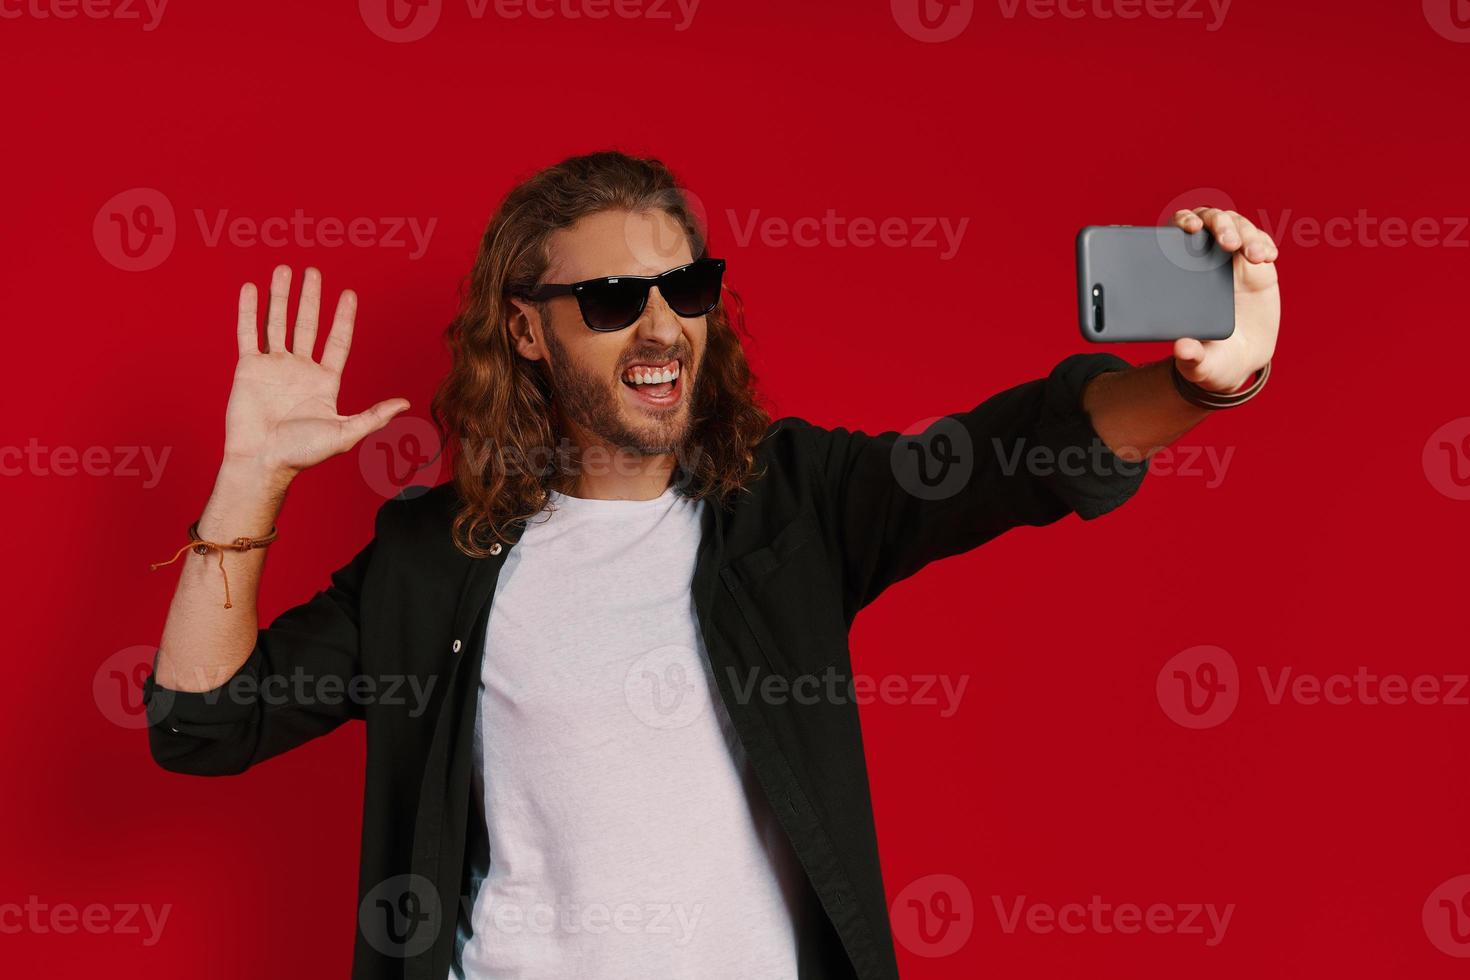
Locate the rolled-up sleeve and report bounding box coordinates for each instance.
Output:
[796,352,1148,618]
[1030,353,1150,520]
[143,536,376,777]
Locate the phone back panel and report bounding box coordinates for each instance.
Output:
[1076,226,1235,342]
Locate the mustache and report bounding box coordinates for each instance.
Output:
[618,344,692,370]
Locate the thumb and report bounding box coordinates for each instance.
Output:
[339,398,411,449]
[1172,338,1208,382]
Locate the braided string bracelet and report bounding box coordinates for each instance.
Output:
[150,520,278,609]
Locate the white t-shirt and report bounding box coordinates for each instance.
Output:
[455,486,807,979]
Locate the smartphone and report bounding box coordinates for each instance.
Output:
[1076,225,1235,342]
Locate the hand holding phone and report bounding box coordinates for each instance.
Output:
[1076,225,1235,342]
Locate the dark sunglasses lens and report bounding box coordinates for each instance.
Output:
[660,260,724,317]
[577,278,648,331]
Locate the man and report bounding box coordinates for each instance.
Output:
[144,151,1280,979]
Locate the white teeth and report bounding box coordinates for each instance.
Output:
[624,364,679,385]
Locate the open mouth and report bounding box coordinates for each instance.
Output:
[620,358,682,408]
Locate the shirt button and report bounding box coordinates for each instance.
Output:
[452,639,462,654]
[490,543,502,555]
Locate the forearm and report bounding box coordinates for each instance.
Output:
[155,459,292,692]
[1081,359,1210,462]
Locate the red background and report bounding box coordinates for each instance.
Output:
[4,0,1469,976]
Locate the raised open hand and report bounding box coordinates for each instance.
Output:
[223,265,409,479]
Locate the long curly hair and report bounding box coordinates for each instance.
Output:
[430,151,771,557]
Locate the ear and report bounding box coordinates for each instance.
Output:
[506,297,547,362]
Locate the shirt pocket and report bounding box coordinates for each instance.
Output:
[719,511,849,678]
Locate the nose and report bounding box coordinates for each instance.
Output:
[632,286,683,347]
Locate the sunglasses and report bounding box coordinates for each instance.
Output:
[517,257,726,332]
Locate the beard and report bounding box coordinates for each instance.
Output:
[541,323,697,456]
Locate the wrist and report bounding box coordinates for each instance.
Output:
[218,453,295,491]
[1170,358,1244,395]
[1170,359,1271,410]
[203,458,291,535]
